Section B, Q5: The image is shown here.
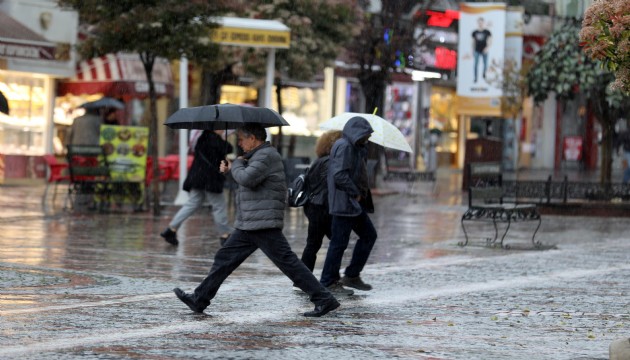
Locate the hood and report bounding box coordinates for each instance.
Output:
[342,116,373,146]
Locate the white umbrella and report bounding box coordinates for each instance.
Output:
[320,112,413,153]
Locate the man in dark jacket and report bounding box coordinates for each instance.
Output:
[160,130,233,245]
[320,116,378,293]
[173,123,339,317]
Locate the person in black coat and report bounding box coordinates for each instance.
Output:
[160,130,233,245]
[299,130,342,274]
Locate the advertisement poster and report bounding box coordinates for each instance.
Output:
[456,2,506,116]
[99,125,148,182]
[384,83,417,168]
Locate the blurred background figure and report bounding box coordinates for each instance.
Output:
[68,107,102,146]
[298,130,342,277]
[161,130,233,245]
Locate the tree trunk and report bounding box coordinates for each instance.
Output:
[139,52,159,216]
[599,107,614,185]
[200,68,221,106]
[358,70,387,116]
[358,70,388,160]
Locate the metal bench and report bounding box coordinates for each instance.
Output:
[459,162,542,249]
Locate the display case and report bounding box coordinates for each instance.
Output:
[0,71,47,156]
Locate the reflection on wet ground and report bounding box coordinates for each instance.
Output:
[0,172,628,360]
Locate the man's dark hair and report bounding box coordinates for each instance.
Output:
[239,123,267,141]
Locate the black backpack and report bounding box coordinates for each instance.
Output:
[287,168,310,208]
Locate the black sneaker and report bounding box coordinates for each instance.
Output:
[326,281,354,296]
[173,288,208,313]
[340,275,372,291]
[160,227,178,245]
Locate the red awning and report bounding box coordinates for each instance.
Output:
[57,53,174,99]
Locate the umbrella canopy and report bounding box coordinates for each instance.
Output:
[79,97,124,110]
[164,103,289,130]
[320,113,413,153]
[0,90,9,115]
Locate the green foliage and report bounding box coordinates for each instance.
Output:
[247,0,359,81]
[57,0,226,61]
[526,21,602,104]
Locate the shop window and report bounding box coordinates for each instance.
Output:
[0,71,47,155]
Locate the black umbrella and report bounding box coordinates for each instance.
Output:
[79,97,124,110]
[0,90,9,115]
[164,103,289,130]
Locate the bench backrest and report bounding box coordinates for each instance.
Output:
[66,145,110,182]
[466,162,503,206]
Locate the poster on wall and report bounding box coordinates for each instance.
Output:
[456,2,506,116]
[99,125,148,182]
[384,83,417,168]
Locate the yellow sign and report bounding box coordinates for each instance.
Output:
[211,27,290,49]
[456,96,502,116]
[99,125,148,182]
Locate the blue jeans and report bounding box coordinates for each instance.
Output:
[193,228,335,306]
[320,211,377,287]
[473,51,488,82]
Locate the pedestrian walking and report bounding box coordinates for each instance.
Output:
[298,130,342,274]
[320,116,377,293]
[173,123,340,317]
[160,130,233,245]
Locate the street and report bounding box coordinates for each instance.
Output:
[0,173,628,360]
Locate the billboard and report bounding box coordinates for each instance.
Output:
[456,2,506,116]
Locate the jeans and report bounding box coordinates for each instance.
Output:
[194,228,335,306]
[319,211,377,287]
[300,203,332,272]
[473,51,488,82]
[169,188,232,234]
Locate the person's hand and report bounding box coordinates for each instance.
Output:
[219,159,231,174]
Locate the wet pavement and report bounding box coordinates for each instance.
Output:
[0,170,628,360]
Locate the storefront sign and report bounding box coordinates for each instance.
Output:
[0,39,55,61]
[210,27,290,48]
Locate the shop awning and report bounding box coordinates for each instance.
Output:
[57,53,174,99]
[0,11,57,61]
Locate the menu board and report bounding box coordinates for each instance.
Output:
[99,125,148,182]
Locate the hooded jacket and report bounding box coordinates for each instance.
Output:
[327,116,374,216]
[230,142,287,230]
[183,131,232,193]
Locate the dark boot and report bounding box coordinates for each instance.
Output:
[160,227,178,245]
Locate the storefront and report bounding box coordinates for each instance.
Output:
[56,52,174,157]
[0,5,78,181]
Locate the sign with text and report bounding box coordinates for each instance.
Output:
[0,39,56,61]
[211,27,290,49]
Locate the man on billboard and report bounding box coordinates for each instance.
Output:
[472,17,492,83]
